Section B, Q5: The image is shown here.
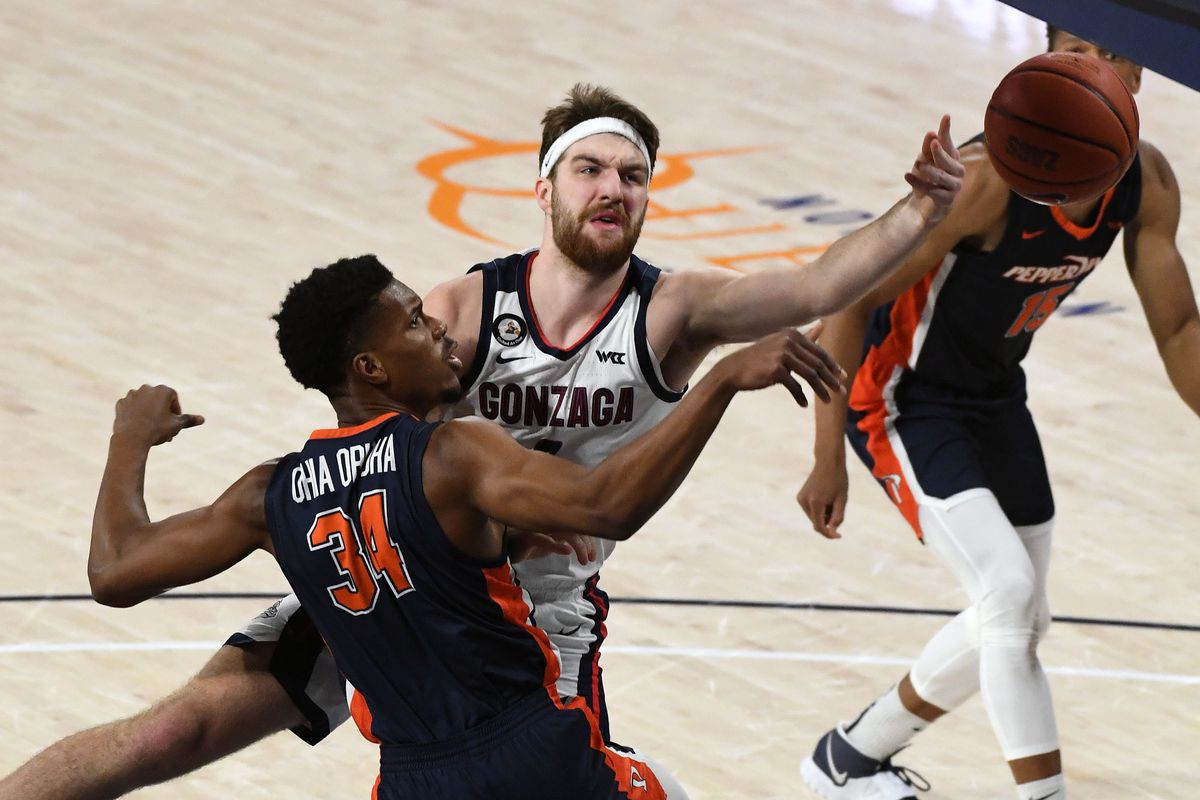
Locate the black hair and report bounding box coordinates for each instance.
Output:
[273,255,394,396]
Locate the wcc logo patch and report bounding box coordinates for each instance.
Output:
[492,313,527,347]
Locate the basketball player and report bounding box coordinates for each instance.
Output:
[795,29,1199,800]
[83,254,841,799]
[0,86,965,799]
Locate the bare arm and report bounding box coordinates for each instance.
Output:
[796,148,1010,537]
[1124,142,1200,416]
[424,331,817,557]
[676,116,965,350]
[88,385,274,607]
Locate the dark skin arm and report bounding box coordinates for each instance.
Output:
[88,331,816,601]
[1123,141,1200,415]
[423,330,820,560]
[88,385,274,607]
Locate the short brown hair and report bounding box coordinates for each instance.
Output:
[539,83,660,177]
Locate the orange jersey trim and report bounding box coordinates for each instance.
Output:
[309,412,401,440]
[1050,187,1115,241]
[349,687,382,744]
[848,265,939,539]
[483,564,665,798]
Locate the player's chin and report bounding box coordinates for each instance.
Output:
[438,379,465,405]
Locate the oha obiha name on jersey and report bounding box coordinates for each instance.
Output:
[477,382,635,428]
[291,435,398,503]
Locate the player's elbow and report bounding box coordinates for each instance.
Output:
[88,564,144,608]
[585,504,643,542]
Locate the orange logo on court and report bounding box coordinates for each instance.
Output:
[416,123,832,271]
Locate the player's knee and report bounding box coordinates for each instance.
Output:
[1033,596,1052,640]
[126,700,210,767]
[976,568,1039,632]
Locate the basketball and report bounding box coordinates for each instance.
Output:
[984,52,1139,205]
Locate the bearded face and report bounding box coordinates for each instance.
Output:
[550,184,646,275]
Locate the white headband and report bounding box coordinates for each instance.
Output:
[539,116,653,178]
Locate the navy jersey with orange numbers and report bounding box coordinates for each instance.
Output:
[264,412,559,746]
[844,136,1141,538]
[853,136,1142,405]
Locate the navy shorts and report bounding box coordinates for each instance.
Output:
[375,692,665,800]
[847,382,1055,538]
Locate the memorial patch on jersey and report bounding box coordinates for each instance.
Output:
[492,313,527,347]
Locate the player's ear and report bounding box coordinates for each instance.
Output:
[1129,64,1143,94]
[535,176,552,213]
[351,352,388,386]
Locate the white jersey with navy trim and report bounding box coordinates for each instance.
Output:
[447,249,685,591]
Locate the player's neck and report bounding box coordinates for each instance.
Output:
[329,395,427,427]
[1056,195,1105,226]
[529,244,629,341]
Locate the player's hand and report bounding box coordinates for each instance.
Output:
[112,385,205,449]
[507,528,597,565]
[713,326,847,408]
[905,115,965,221]
[796,457,849,539]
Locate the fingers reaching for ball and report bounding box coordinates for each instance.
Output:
[905,114,965,214]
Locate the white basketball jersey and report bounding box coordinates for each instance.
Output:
[445,249,684,590]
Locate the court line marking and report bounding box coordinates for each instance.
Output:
[4,592,1197,633]
[3,640,1196,686]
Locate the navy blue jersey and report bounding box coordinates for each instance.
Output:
[854,136,1142,404]
[264,413,559,746]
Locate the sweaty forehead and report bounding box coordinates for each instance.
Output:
[562,133,648,170]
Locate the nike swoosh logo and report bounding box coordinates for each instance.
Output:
[557,623,584,637]
[1031,792,1061,800]
[1021,230,1047,240]
[826,733,849,786]
[496,354,530,364]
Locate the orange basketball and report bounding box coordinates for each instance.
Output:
[984,52,1139,205]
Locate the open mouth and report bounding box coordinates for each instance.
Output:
[589,210,625,230]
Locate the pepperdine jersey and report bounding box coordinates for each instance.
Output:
[445,249,685,590]
[264,412,560,745]
[852,136,1142,407]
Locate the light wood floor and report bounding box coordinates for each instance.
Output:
[1,1,1197,797]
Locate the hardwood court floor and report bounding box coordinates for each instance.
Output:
[1,1,1197,797]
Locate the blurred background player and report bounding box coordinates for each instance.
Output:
[796,27,1199,800]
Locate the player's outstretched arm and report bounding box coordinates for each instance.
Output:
[88,385,274,607]
[424,330,820,554]
[672,116,965,350]
[1123,142,1200,417]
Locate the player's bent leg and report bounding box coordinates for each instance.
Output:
[0,641,301,800]
[906,517,1053,711]
[921,498,1064,797]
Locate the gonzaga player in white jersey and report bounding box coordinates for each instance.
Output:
[448,247,684,737]
[0,85,965,800]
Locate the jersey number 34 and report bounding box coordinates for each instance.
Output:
[306,489,414,615]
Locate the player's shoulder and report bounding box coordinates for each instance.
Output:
[429,416,510,457]
[958,141,1012,204]
[220,460,280,530]
[426,270,483,305]
[1135,139,1177,190]
[425,270,484,327]
[652,263,739,299]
